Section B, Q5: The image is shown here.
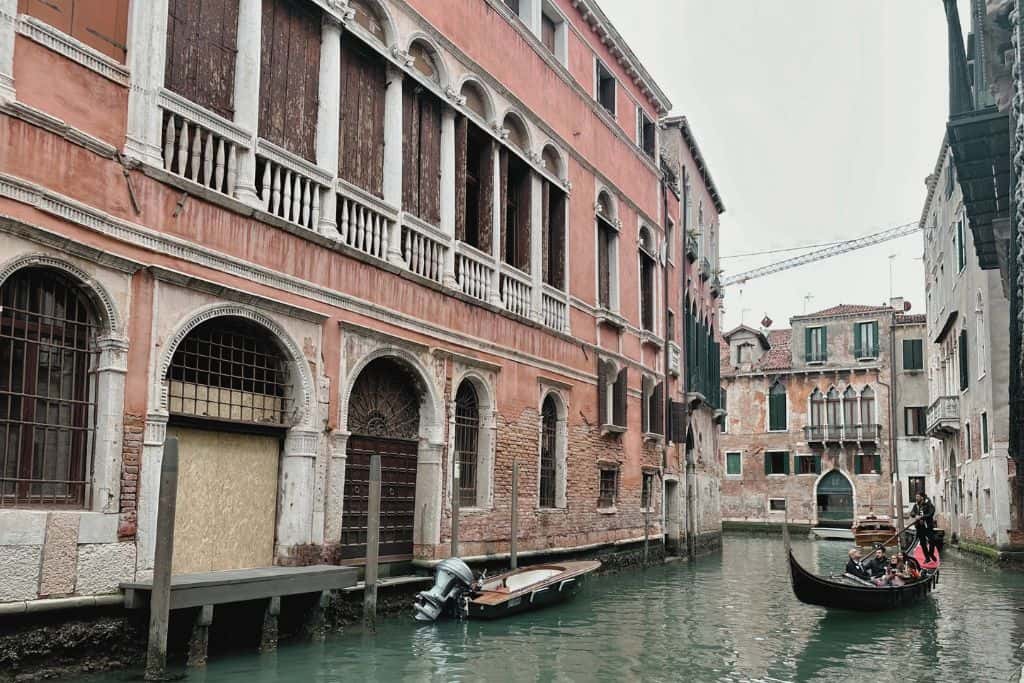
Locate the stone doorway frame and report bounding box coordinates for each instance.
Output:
[812,468,857,528]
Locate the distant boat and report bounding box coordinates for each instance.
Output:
[811,527,854,541]
[852,514,899,547]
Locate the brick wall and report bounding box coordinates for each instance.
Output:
[117,414,144,540]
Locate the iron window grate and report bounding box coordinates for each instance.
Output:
[454,383,479,507]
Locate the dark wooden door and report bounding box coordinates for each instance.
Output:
[341,436,418,560]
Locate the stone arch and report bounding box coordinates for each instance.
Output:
[155,304,316,427]
[0,252,124,335]
[596,187,618,222]
[457,75,495,121]
[450,368,497,509]
[405,34,449,87]
[348,0,396,45]
[541,142,565,179]
[501,109,531,153]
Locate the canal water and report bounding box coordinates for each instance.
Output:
[91,535,1024,682]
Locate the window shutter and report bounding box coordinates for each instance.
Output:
[454,115,468,242]
[764,454,770,476]
[498,148,509,260]
[821,327,828,361]
[652,383,664,435]
[804,327,812,362]
[813,455,822,474]
[478,140,495,252]
[871,322,879,357]
[597,360,608,426]
[959,330,969,390]
[782,452,790,475]
[614,367,628,428]
[641,382,649,433]
[874,453,882,474]
[853,323,862,357]
[902,339,911,370]
[670,401,686,443]
[854,455,863,474]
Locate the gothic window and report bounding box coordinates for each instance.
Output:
[539,395,557,508]
[454,381,480,507]
[596,191,618,310]
[809,388,824,427]
[826,387,841,427]
[1,269,99,507]
[860,386,875,426]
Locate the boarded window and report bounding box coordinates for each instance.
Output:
[349,0,385,42]
[542,182,566,289]
[500,149,531,271]
[165,0,239,119]
[403,85,442,225]
[21,0,130,62]
[409,41,440,83]
[455,117,494,251]
[338,39,386,197]
[259,0,321,162]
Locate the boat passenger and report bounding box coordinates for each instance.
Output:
[910,492,938,562]
[845,549,871,581]
[897,553,921,581]
[863,547,888,578]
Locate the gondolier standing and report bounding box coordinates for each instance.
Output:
[910,492,937,562]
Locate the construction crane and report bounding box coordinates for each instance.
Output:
[721,221,922,287]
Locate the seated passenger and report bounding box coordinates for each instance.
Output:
[897,553,921,581]
[845,549,871,581]
[863,547,888,578]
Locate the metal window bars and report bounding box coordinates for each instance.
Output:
[454,383,479,507]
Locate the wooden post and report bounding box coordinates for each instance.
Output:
[363,454,381,632]
[643,507,650,567]
[510,461,519,570]
[451,457,460,558]
[145,437,179,681]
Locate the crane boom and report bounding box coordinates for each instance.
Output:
[721,221,921,287]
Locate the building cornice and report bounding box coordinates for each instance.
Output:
[661,115,725,214]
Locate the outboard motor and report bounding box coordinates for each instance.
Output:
[413,558,474,622]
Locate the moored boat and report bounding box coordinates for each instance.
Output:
[852,514,899,547]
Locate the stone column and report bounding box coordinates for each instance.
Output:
[315,14,343,240]
[555,415,568,508]
[276,428,320,555]
[232,0,263,208]
[323,429,350,545]
[413,441,444,551]
[0,0,16,103]
[383,64,405,265]
[123,0,170,166]
[92,335,129,514]
[529,171,544,322]
[440,107,457,287]
[136,413,169,571]
[489,139,503,307]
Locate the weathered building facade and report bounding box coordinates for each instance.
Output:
[922,139,1015,548]
[0,0,726,606]
[720,303,926,529]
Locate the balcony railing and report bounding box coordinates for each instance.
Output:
[804,425,825,444]
[454,242,494,303]
[541,285,568,332]
[927,395,960,436]
[158,89,248,198]
[255,139,331,232]
[336,180,397,262]
[825,425,843,442]
[858,423,881,442]
[401,216,449,284]
[500,265,532,319]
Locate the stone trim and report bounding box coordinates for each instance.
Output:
[0,100,118,158]
[16,15,129,85]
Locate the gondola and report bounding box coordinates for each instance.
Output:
[783,515,940,610]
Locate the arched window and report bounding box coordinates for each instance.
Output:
[539,395,558,508]
[542,145,563,178]
[454,381,480,506]
[1,268,99,507]
[349,0,387,42]
[639,227,656,332]
[768,380,786,431]
[503,113,529,152]
[860,386,875,426]
[500,113,532,272]
[460,80,489,119]
[809,388,824,427]
[596,191,619,311]
[842,386,858,427]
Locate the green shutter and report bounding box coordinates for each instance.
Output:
[853,323,862,357]
[902,339,911,370]
[805,327,812,362]
[821,327,828,361]
[959,330,969,390]
[854,455,862,474]
[982,413,989,453]
[874,453,882,474]
[783,452,790,475]
[764,453,770,476]
[813,455,822,474]
[871,322,879,357]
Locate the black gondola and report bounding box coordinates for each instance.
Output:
[787,549,938,610]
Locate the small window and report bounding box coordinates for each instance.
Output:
[795,454,821,475]
[854,321,879,359]
[903,339,924,371]
[805,326,827,363]
[596,59,616,115]
[726,452,742,476]
[854,451,882,475]
[641,471,654,509]
[955,218,967,273]
[981,411,990,454]
[908,476,926,498]
[638,108,656,158]
[764,451,789,475]
[966,421,973,460]
[737,342,753,364]
[666,310,675,342]
[905,407,926,436]
[769,498,787,512]
[598,468,618,508]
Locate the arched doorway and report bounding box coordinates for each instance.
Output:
[165,315,292,573]
[342,357,422,561]
[816,469,854,528]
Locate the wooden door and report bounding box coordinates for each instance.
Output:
[169,426,280,574]
[341,436,418,560]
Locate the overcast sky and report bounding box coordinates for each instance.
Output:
[599,0,960,331]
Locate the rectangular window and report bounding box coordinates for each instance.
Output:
[641,471,654,508]
[769,498,787,512]
[542,182,567,289]
[598,468,618,507]
[854,451,882,475]
[720,387,728,433]
[805,326,827,363]
[981,411,990,454]
[959,329,969,391]
[795,454,821,475]
[500,149,532,270]
[902,339,924,371]
[638,108,656,158]
[966,421,973,460]
[956,218,967,272]
[666,310,675,342]
[455,119,495,251]
[597,217,617,309]
[908,476,926,498]
[764,451,789,476]
[905,407,926,436]
[726,452,742,476]
[640,249,655,332]
[339,40,387,197]
[596,59,616,115]
[768,384,787,431]
[854,321,879,359]
[21,0,131,62]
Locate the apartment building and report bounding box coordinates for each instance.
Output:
[720,302,925,528]
[0,0,730,604]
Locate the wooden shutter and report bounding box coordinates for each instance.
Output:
[614,367,628,428]
[402,87,420,214]
[651,383,664,435]
[597,360,608,426]
[165,0,239,120]
[871,322,879,357]
[821,327,828,361]
[478,140,495,252]
[541,182,550,284]
[516,171,532,270]
[853,323,862,357]
[339,39,385,197]
[959,329,969,390]
[783,452,790,475]
[670,401,685,443]
[597,221,610,307]
[763,454,770,476]
[813,455,822,474]
[418,95,442,226]
[21,0,73,34]
[854,454,863,474]
[873,453,882,474]
[259,0,320,162]
[499,149,509,261]
[902,339,911,370]
[70,0,130,62]
[549,188,566,289]
[454,115,468,241]
[804,327,812,362]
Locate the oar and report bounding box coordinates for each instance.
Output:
[861,518,920,552]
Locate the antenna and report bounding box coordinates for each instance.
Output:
[803,293,814,314]
[888,254,897,300]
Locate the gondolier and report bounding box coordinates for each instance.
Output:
[910,492,937,563]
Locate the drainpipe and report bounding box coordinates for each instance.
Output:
[881,309,905,534]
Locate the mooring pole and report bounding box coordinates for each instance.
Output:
[643,507,650,567]
[510,461,519,570]
[145,437,179,681]
[451,458,460,558]
[363,454,381,632]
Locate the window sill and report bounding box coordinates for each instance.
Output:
[458,506,493,515]
[536,506,568,514]
[767,428,788,434]
[725,474,743,479]
[806,359,827,366]
[601,424,626,437]
[640,331,664,349]
[856,473,881,478]
[796,473,820,477]
[856,356,878,363]
[767,473,788,478]
[597,506,618,514]
[595,308,627,330]
[642,431,664,445]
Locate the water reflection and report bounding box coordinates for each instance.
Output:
[86,536,1024,683]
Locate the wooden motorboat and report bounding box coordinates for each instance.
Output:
[787,548,938,610]
[466,560,601,619]
[852,514,899,547]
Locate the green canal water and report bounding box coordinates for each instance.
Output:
[92,536,1024,682]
